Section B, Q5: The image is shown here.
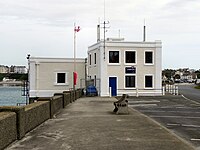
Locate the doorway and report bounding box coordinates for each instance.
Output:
[109,77,117,96]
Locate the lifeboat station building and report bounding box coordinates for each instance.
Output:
[87,38,162,96]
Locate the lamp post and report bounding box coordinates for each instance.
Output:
[26,54,30,104]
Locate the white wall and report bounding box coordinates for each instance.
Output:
[29,57,85,97]
[88,40,162,96]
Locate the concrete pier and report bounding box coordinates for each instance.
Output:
[5,97,194,150]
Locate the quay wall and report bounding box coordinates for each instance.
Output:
[24,101,50,133]
[0,112,17,150]
[0,89,83,150]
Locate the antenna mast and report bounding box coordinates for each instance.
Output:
[102,0,109,60]
[143,19,146,42]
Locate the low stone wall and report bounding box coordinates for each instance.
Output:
[64,91,75,103]
[54,93,71,107]
[0,89,83,150]
[25,101,50,133]
[37,95,63,118]
[0,112,17,150]
[0,106,26,140]
[76,89,83,99]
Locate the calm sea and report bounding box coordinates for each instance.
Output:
[0,86,26,106]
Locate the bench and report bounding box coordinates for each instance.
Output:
[113,94,129,114]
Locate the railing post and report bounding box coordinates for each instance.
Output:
[167,84,169,92]
[173,85,175,95]
[176,86,179,95]
[170,85,172,94]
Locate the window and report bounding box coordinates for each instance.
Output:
[145,75,153,88]
[89,54,91,65]
[94,53,96,65]
[55,72,68,85]
[57,73,65,83]
[125,76,135,88]
[145,51,153,64]
[109,51,119,63]
[125,51,135,63]
[94,75,96,86]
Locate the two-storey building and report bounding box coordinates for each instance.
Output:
[88,38,162,96]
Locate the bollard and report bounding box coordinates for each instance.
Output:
[136,88,139,97]
[162,86,165,95]
[109,87,112,97]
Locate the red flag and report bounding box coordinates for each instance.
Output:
[74,26,80,32]
[73,72,78,85]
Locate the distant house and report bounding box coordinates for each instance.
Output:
[87,38,162,96]
[174,68,197,82]
[0,65,9,73]
[29,57,86,98]
[10,65,27,74]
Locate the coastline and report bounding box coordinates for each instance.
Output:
[0,81,23,86]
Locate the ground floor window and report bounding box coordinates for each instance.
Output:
[145,75,153,88]
[125,76,135,88]
[57,73,66,83]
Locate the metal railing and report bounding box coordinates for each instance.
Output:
[114,88,164,97]
[109,85,179,97]
[163,84,179,95]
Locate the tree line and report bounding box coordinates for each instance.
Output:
[0,73,28,81]
[162,69,200,79]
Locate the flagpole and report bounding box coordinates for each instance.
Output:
[73,23,76,98]
[73,24,80,100]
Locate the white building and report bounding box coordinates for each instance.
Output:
[0,65,9,73]
[88,38,162,96]
[10,65,27,74]
[29,57,86,98]
[175,69,197,82]
[14,66,27,74]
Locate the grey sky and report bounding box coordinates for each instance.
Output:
[0,0,199,69]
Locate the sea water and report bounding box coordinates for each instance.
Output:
[0,86,26,106]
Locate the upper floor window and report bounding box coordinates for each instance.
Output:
[125,51,136,63]
[145,51,153,64]
[94,53,96,65]
[109,51,119,63]
[89,54,91,65]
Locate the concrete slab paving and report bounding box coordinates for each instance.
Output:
[6,97,195,150]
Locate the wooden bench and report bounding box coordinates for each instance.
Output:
[113,94,129,114]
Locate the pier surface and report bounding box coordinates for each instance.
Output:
[6,97,194,150]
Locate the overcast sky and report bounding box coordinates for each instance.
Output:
[0,0,199,69]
